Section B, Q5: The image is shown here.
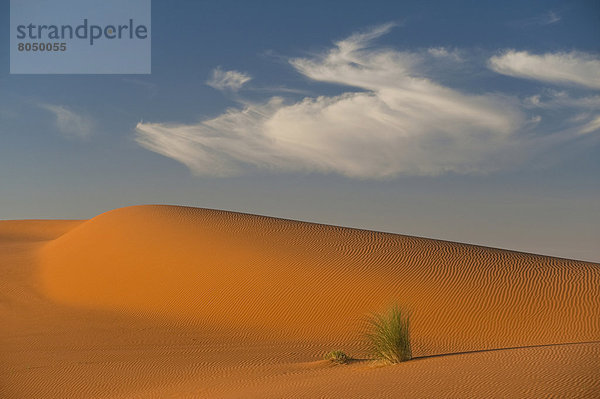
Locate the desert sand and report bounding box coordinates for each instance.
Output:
[1,204,599,398]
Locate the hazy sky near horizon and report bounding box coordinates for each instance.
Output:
[1,0,599,262]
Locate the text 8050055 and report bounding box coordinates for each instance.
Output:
[18,42,66,51]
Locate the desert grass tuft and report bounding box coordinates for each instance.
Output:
[323,350,350,364]
[365,304,412,363]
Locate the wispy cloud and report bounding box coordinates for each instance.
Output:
[522,90,600,136]
[122,78,158,98]
[206,67,252,91]
[512,10,562,27]
[579,115,600,135]
[247,86,314,96]
[538,10,561,25]
[40,104,93,139]
[524,91,600,110]
[489,51,600,89]
[137,24,527,178]
[427,47,463,62]
[136,24,598,179]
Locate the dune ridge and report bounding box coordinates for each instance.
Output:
[0,220,83,242]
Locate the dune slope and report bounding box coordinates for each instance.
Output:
[39,205,600,356]
[2,205,599,398]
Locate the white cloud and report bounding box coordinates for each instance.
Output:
[136,98,285,177]
[579,115,600,134]
[512,11,561,28]
[427,47,462,62]
[40,104,93,139]
[137,25,529,178]
[539,11,561,25]
[206,67,252,91]
[136,25,599,179]
[489,51,600,89]
[524,91,600,109]
[521,90,600,136]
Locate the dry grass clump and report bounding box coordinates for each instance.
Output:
[365,304,412,363]
[323,350,350,364]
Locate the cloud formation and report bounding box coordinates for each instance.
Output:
[40,104,93,139]
[579,115,600,135]
[136,25,598,178]
[427,47,462,62]
[525,91,600,110]
[521,90,600,136]
[206,68,252,91]
[514,10,561,27]
[537,10,561,25]
[489,51,600,89]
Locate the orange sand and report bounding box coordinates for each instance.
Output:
[1,205,599,398]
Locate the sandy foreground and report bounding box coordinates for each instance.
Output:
[1,204,599,398]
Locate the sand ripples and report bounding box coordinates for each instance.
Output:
[39,205,600,356]
[2,207,599,398]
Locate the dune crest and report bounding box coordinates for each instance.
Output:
[0,220,83,242]
[38,205,600,357]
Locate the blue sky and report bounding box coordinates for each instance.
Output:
[1,0,599,261]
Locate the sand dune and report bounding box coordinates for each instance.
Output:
[39,205,600,354]
[0,220,83,242]
[2,205,599,398]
